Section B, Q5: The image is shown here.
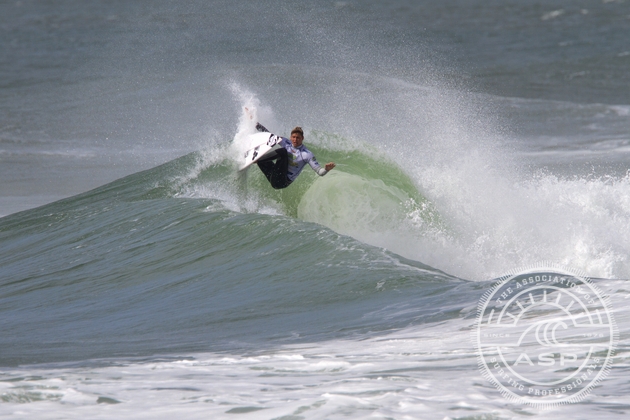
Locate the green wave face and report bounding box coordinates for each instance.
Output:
[226,131,444,239]
[303,133,442,236]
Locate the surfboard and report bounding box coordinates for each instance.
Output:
[238,132,281,171]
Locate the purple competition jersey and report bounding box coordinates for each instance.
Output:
[267,134,328,182]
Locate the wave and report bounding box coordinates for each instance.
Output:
[2,102,630,365]
[0,145,465,366]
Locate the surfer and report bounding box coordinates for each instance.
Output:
[254,123,336,189]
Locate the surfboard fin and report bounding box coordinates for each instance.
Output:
[256,122,269,133]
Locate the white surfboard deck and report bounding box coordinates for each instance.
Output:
[238,132,279,171]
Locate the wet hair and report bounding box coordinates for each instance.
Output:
[290,126,304,137]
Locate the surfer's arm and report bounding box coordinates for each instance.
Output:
[309,157,335,176]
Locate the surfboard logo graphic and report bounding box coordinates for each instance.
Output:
[267,135,281,146]
[474,263,617,408]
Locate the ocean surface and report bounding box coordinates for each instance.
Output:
[1,0,630,418]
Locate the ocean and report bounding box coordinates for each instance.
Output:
[1,0,630,418]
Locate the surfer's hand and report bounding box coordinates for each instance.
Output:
[325,162,336,171]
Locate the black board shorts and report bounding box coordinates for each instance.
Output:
[256,148,292,189]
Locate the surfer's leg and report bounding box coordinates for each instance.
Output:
[256,149,280,163]
[257,149,290,189]
[257,160,276,184]
[269,148,291,189]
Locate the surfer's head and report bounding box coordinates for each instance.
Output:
[290,126,304,147]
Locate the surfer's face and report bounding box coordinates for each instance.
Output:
[290,133,304,147]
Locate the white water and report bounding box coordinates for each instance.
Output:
[189,85,630,282]
[2,288,629,420]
